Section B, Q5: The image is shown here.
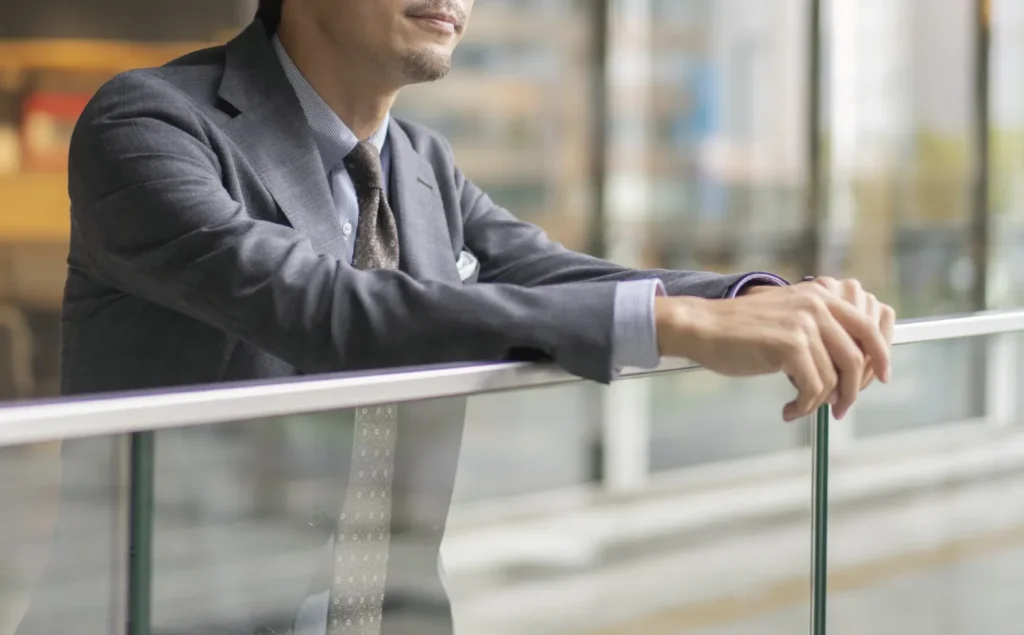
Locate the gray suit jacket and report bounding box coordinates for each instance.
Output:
[60,20,753,394]
[43,20,760,635]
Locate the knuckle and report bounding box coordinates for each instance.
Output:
[804,378,824,400]
[782,330,808,354]
[842,345,866,369]
[823,373,838,396]
[795,311,820,336]
[808,294,830,319]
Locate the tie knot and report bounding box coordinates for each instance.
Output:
[344,141,384,191]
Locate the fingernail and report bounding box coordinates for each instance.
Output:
[883,364,892,383]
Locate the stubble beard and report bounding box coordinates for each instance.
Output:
[402,50,453,83]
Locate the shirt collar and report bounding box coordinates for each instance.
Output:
[271,35,389,175]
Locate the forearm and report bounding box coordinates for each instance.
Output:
[83,223,623,381]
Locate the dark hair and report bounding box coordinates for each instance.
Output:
[256,0,284,32]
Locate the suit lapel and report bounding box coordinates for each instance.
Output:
[217,22,345,258]
[387,121,461,283]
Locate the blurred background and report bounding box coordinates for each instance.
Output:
[2,0,1024,634]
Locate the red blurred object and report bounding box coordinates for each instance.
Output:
[20,91,91,172]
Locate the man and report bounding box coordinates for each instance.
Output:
[44,0,894,633]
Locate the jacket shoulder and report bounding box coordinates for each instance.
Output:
[391,117,456,164]
[81,45,227,124]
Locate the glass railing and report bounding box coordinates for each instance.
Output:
[1,311,1023,635]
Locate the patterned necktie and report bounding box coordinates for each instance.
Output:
[327,141,399,634]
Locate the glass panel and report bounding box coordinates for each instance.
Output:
[0,436,127,635]
[650,372,807,471]
[827,337,1024,635]
[453,375,815,635]
[150,397,468,635]
[393,0,597,253]
[855,338,985,437]
[453,384,602,503]
[452,374,812,635]
[144,375,812,635]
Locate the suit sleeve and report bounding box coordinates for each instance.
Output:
[456,168,775,299]
[69,74,622,382]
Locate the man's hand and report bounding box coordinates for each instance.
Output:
[806,276,896,391]
[655,278,895,422]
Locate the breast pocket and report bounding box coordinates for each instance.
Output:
[456,249,480,284]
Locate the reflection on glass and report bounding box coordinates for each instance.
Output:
[1,438,126,635]
[150,398,466,635]
[144,388,601,634]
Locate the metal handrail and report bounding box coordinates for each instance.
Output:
[0,309,1022,448]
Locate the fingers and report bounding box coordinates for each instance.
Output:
[860,294,879,390]
[782,323,836,422]
[879,297,896,348]
[810,280,891,383]
[814,309,864,419]
[782,339,825,422]
[794,277,896,420]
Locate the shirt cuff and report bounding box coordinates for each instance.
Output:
[725,272,790,298]
[612,279,666,370]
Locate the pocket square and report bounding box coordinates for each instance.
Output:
[456,249,479,282]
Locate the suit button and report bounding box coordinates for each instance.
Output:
[308,507,329,527]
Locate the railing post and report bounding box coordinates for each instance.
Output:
[810,404,830,635]
[127,431,155,635]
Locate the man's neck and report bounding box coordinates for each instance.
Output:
[277,21,398,140]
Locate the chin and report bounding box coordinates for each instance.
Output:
[401,49,454,83]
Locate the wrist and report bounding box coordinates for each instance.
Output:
[737,283,786,297]
[654,295,707,357]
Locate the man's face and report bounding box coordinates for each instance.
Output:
[302,0,473,84]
